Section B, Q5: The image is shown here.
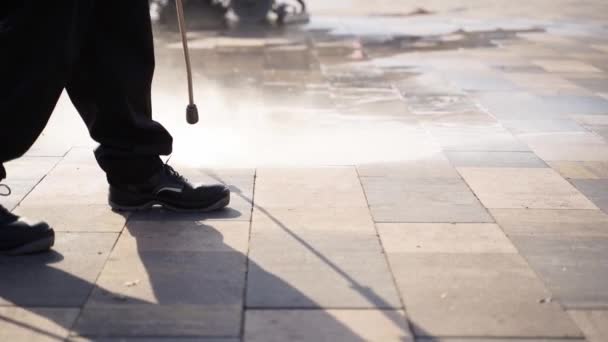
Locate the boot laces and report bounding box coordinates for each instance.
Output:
[165,164,189,184]
[0,184,10,197]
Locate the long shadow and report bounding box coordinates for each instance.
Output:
[0,181,414,340]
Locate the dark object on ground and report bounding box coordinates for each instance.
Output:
[109,164,231,212]
[151,0,309,28]
[0,204,55,256]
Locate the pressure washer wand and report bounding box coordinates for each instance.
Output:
[175,0,199,125]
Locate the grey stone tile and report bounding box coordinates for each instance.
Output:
[492,209,608,237]
[446,151,547,168]
[2,157,60,181]
[520,132,608,162]
[427,125,529,152]
[357,154,460,179]
[75,306,241,338]
[389,253,582,337]
[569,310,608,342]
[548,161,608,179]
[71,338,238,342]
[442,71,520,91]
[571,179,608,213]
[0,232,118,306]
[0,307,79,342]
[247,231,401,308]
[476,92,606,120]
[75,221,249,337]
[458,168,597,209]
[244,310,413,342]
[255,168,369,209]
[500,119,586,134]
[252,206,376,234]
[509,235,608,309]
[15,204,127,233]
[417,339,584,342]
[378,223,518,254]
[0,180,37,211]
[361,177,493,223]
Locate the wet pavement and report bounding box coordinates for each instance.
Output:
[2,0,608,341]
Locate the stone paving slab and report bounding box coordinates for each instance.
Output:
[75,220,249,337]
[361,176,493,223]
[0,232,117,307]
[426,125,530,152]
[378,223,518,254]
[520,133,608,162]
[14,204,127,233]
[357,154,460,179]
[548,161,608,179]
[247,231,401,309]
[244,310,413,342]
[0,307,79,342]
[571,179,608,212]
[388,253,582,338]
[71,338,239,342]
[458,168,597,209]
[251,206,375,233]
[446,151,547,168]
[492,208,608,237]
[508,236,608,309]
[254,168,369,209]
[568,310,608,342]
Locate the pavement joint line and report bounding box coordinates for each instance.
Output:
[354,165,414,336]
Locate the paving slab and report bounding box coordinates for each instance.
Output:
[503,72,591,96]
[247,230,401,308]
[244,310,413,342]
[533,59,603,73]
[14,204,127,232]
[254,168,369,209]
[75,220,249,337]
[2,157,60,181]
[0,232,118,307]
[446,151,547,168]
[361,176,493,223]
[571,179,608,213]
[251,206,376,233]
[492,208,608,237]
[0,180,37,211]
[426,125,530,152]
[509,235,608,309]
[568,310,608,342]
[520,132,608,162]
[388,253,582,338]
[71,338,238,342]
[548,161,608,179]
[500,118,586,134]
[458,167,597,209]
[378,223,518,254]
[357,154,460,179]
[0,307,79,342]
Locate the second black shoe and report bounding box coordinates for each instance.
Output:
[1,204,55,256]
[108,165,230,212]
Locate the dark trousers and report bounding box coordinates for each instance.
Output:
[0,0,173,184]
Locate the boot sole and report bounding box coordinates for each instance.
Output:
[109,193,230,213]
[1,236,55,256]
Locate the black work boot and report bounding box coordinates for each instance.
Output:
[1,185,55,256]
[108,164,230,212]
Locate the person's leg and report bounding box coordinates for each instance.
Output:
[0,1,89,172]
[65,0,173,185]
[65,0,230,212]
[0,0,92,254]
